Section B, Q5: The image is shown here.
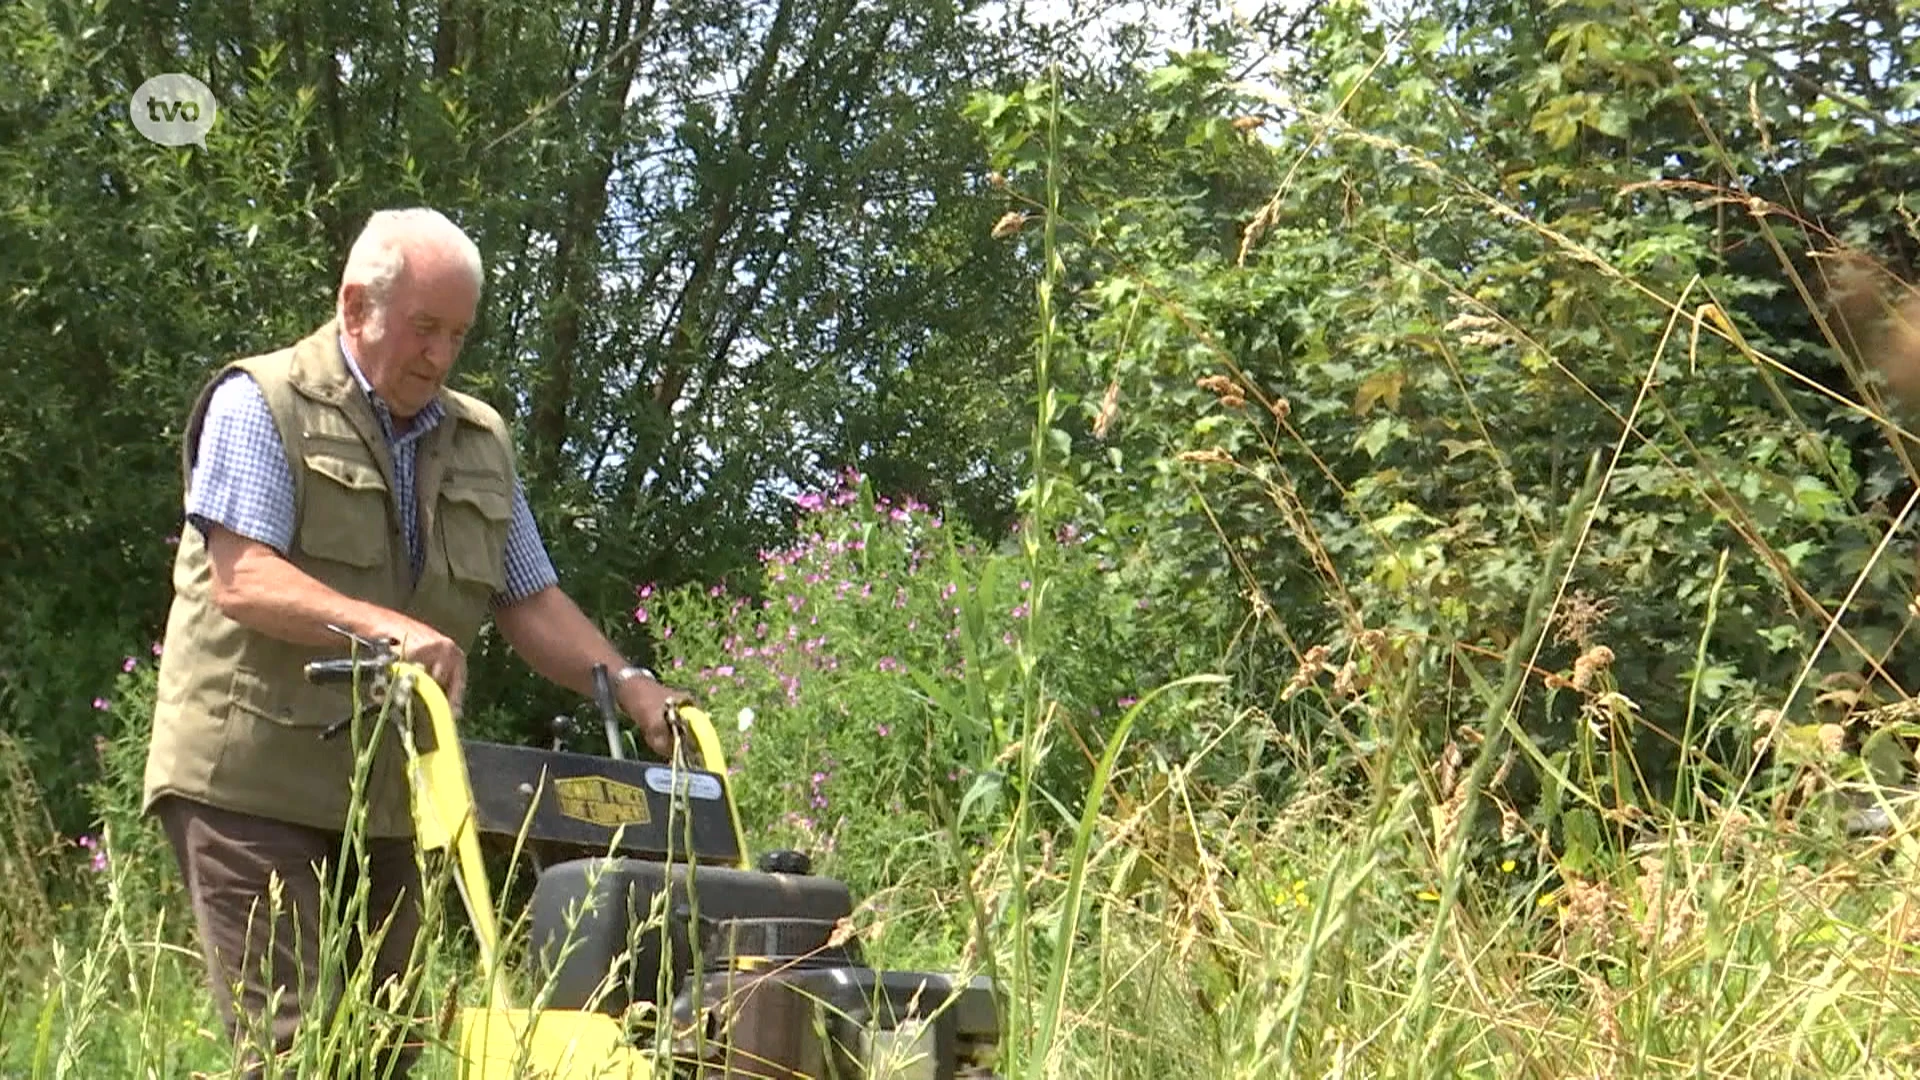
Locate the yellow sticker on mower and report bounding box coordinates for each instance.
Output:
[552,776,653,828]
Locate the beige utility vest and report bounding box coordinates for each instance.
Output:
[143,321,517,838]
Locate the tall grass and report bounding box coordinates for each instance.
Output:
[15,727,1920,1078]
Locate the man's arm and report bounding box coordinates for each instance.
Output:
[492,585,625,696]
[206,528,467,702]
[494,585,687,757]
[187,373,465,699]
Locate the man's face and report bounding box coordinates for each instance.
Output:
[342,242,479,420]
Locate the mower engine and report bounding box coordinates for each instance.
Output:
[462,738,1002,1079]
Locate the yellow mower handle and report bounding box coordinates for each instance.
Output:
[397,668,755,994]
[389,661,514,1012]
[669,702,753,870]
[309,644,754,1077]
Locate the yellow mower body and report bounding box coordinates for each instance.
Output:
[363,657,999,1080]
[456,1008,653,1078]
[393,661,744,1078]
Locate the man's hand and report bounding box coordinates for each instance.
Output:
[367,615,468,710]
[616,672,694,759]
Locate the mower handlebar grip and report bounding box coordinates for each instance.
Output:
[304,658,368,685]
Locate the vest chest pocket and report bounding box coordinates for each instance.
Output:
[298,452,393,569]
[440,478,511,593]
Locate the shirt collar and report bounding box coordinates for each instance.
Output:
[338,333,444,438]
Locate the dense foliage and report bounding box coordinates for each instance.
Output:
[8,0,1920,1074]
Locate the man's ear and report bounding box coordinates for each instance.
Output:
[338,282,370,332]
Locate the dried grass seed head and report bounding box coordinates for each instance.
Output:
[1092,381,1121,440]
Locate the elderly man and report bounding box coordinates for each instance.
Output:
[142,207,682,1077]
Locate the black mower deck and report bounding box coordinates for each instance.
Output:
[461,740,744,866]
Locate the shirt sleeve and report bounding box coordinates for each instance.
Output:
[185,373,298,555]
[494,477,559,607]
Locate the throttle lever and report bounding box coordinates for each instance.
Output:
[667,704,697,772]
[325,623,397,655]
[310,628,399,740]
[591,663,625,761]
[319,705,382,741]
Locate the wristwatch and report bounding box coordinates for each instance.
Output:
[614,665,657,686]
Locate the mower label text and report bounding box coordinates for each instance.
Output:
[552,776,653,828]
[645,766,723,801]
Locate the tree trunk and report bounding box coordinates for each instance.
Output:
[525,0,656,488]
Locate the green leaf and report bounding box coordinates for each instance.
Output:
[1691,663,1736,702]
[1358,416,1399,458]
[1591,99,1629,138]
[1862,728,1913,788]
[957,771,1004,826]
[1562,808,1601,875]
[1759,625,1802,652]
[1146,64,1190,93]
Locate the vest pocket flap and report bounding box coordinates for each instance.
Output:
[306,452,388,493]
[227,667,349,729]
[440,479,511,592]
[440,482,512,521]
[300,452,391,569]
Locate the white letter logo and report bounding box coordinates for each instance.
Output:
[130,74,217,148]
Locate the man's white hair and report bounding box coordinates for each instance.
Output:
[339,207,484,312]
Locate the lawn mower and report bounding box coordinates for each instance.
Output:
[303,633,1002,1079]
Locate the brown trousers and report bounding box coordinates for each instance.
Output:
[156,795,425,1079]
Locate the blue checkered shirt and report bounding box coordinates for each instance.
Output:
[185,337,558,607]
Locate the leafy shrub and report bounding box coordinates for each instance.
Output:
[645,470,1221,900]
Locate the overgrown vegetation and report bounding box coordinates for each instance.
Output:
[8,0,1920,1075]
